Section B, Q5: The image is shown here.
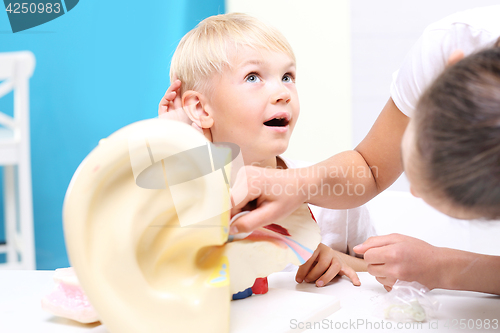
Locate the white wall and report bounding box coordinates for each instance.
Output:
[368,191,500,255]
[351,0,500,191]
[226,0,352,164]
[226,0,499,189]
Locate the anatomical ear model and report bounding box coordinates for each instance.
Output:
[63,119,320,333]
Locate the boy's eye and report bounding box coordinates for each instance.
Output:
[245,73,261,83]
[282,73,295,83]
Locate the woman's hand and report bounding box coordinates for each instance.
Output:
[230,166,308,234]
[354,234,442,291]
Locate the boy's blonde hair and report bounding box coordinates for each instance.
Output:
[170,13,295,95]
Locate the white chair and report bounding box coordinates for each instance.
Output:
[0,51,36,269]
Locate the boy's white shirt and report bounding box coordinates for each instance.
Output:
[278,156,376,258]
[391,5,500,117]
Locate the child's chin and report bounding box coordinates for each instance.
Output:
[272,142,289,156]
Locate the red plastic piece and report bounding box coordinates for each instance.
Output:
[308,206,317,223]
[263,224,291,236]
[251,277,269,294]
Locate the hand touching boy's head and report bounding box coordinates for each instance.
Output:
[170,13,299,167]
[170,13,295,96]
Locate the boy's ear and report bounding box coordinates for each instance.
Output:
[182,91,214,129]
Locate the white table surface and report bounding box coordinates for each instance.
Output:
[1,270,499,333]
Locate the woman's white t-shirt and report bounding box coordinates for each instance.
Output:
[391,5,500,117]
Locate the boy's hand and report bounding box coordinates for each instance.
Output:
[296,243,361,287]
[158,78,190,123]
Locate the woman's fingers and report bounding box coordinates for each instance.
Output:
[375,275,396,290]
[353,234,404,255]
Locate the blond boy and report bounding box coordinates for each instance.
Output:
[159,13,375,287]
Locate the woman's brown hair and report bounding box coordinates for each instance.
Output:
[414,44,500,220]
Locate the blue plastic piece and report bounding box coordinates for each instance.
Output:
[232,287,253,300]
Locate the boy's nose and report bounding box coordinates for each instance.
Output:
[272,90,291,104]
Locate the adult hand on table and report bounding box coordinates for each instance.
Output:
[353,234,442,292]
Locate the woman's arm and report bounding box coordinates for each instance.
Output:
[307,97,409,209]
[354,233,500,295]
[230,98,409,233]
[439,248,500,295]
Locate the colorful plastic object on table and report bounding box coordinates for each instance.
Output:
[63,119,320,333]
[251,277,269,295]
[232,287,253,300]
[229,212,269,300]
[231,277,268,300]
[41,267,99,324]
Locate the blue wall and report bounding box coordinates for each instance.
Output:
[0,0,225,269]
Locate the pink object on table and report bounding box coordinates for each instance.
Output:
[41,267,99,324]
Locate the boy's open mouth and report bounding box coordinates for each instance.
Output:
[263,117,289,127]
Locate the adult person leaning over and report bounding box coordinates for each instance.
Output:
[354,45,500,295]
[159,6,500,294]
